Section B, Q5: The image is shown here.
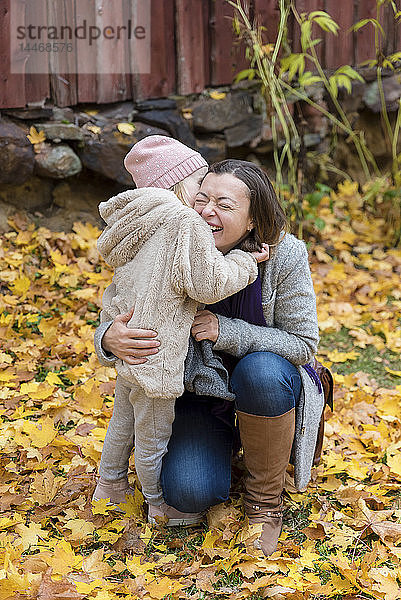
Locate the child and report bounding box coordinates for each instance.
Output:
[93,136,268,525]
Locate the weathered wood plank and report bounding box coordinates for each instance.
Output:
[176,0,208,94]
[94,0,130,104]
[355,0,377,65]
[25,74,50,106]
[210,0,249,86]
[254,0,280,45]
[396,1,401,52]
[398,0,401,52]
[132,0,175,101]
[292,0,307,54]
[4,0,392,108]
[381,0,401,56]
[324,0,354,70]
[203,0,211,86]
[0,0,26,108]
[76,1,97,104]
[24,0,50,105]
[47,0,77,107]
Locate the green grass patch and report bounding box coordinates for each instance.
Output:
[319,327,401,387]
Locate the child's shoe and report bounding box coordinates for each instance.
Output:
[92,476,134,511]
[148,502,204,526]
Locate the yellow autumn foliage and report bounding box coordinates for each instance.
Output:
[0,182,400,599]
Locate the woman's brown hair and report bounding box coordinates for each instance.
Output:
[209,159,288,252]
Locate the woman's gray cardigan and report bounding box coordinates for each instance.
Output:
[94,233,324,491]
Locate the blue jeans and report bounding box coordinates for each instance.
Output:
[161,351,302,512]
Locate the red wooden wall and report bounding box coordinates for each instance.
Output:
[0,0,400,109]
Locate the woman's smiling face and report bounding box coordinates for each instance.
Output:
[194,173,253,254]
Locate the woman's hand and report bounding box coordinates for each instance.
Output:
[102,308,160,365]
[251,243,270,263]
[191,309,219,343]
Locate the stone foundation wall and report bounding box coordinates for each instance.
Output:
[0,74,400,232]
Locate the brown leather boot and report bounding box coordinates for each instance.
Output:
[237,408,295,556]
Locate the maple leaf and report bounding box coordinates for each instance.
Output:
[311,572,356,596]
[30,468,61,504]
[326,348,360,363]
[91,497,112,515]
[38,318,59,345]
[0,351,13,366]
[10,274,31,297]
[246,580,287,596]
[15,522,49,550]
[44,372,64,386]
[75,580,104,595]
[23,416,57,448]
[387,453,401,478]
[20,381,55,400]
[356,499,401,543]
[298,544,322,568]
[83,548,113,579]
[74,381,104,413]
[27,126,46,145]
[125,554,155,576]
[64,518,95,541]
[370,566,401,600]
[117,487,144,517]
[145,576,185,599]
[0,515,23,530]
[45,539,82,576]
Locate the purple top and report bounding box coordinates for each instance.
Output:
[206,269,322,403]
[208,273,267,328]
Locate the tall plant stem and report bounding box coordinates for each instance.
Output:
[377,67,394,151]
[374,2,398,182]
[230,0,300,197]
[291,3,380,180]
[392,101,401,184]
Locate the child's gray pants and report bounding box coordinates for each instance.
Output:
[99,375,176,506]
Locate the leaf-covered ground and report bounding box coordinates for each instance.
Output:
[0,181,400,600]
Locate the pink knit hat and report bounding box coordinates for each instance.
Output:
[124,135,208,189]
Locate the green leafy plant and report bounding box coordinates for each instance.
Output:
[351,0,401,186]
[229,0,401,239]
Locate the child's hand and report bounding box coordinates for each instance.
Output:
[251,243,270,263]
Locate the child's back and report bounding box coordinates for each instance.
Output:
[98,186,257,399]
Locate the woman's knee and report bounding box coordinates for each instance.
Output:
[162,470,230,513]
[232,352,301,417]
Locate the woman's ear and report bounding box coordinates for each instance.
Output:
[247,219,254,232]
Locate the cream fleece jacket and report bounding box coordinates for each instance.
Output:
[97,188,257,399]
[95,232,322,490]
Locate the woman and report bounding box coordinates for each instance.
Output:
[94,159,323,556]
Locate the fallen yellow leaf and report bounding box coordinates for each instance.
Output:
[30,468,61,503]
[87,124,102,135]
[117,122,136,135]
[45,539,82,576]
[209,91,226,100]
[27,126,46,145]
[385,366,401,377]
[22,416,57,448]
